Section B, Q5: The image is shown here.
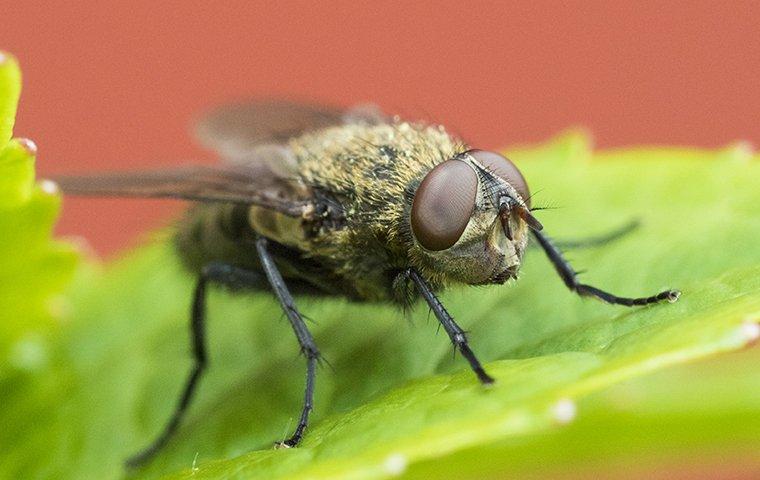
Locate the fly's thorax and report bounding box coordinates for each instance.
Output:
[408,153,531,286]
[292,121,464,198]
[285,121,471,299]
[290,121,465,248]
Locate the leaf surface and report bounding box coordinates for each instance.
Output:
[0,59,758,479]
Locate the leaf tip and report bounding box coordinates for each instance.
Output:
[39,178,60,195]
[15,137,37,155]
[0,50,17,68]
[0,50,20,70]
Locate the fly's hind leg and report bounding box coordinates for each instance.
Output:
[126,262,264,468]
[533,229,680,306]
[254,237,319,448]
[552,219,640,250]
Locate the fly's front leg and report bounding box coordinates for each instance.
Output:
[126,262,263,468]
[403,268,494,384]
[533,230,680,306]
[254,237,319,448]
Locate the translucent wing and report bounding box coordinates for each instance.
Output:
[193,100,343,161]
[51,162,311,217]
[193,100,387,162]
[55,101,388,217]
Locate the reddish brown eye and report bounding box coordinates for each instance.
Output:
[469,150,531,207]
[411,160,477,251]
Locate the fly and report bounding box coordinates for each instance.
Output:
[51,100,680,466]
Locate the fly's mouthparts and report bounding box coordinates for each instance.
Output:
[498,199,514,241]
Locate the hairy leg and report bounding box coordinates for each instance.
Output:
[126,262,263,467]
[402,268,494,384]
[254,237,319,447]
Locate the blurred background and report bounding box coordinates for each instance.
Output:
[3,1,759,255]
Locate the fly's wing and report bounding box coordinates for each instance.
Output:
[194,100,387,163]
[52,162,311,217]
[55,101,388,217]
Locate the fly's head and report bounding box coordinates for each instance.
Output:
[409,150,543,285]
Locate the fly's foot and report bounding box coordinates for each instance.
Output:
[274,437,300,449]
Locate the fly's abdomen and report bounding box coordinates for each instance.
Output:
[174,203,260,274]
[174,202,347,297]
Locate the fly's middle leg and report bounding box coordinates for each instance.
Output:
[254,236,320,448]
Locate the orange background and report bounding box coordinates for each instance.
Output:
[4,2,759,255]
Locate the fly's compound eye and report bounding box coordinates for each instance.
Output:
[468,150,531,207]
[411,159,477,251]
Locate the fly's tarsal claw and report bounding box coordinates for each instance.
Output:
[666,289,681,303]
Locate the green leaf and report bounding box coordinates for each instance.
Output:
[0,103,758,479]
[4,49,757,479]
[0,52,79,373]
[402,348,760,479]
[0,51,21,146]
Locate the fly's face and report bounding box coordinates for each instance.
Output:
[410,150,543,285]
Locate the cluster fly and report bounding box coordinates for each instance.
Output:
[52,101,680,466]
